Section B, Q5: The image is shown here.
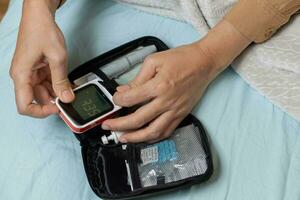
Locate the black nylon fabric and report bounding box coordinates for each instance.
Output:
[68,36,214,199]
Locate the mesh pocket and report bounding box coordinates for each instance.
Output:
[138,124,207,188]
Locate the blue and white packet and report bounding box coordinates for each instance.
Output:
[138,124,207,188]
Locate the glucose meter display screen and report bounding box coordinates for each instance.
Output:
[60,84,114,125]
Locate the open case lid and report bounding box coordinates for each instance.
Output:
[67,36,214,199]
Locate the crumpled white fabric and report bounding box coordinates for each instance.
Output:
[116,0,300,121]
[231,19,300,120]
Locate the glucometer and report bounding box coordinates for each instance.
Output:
[56,77,121,133]
[56,45,158,134]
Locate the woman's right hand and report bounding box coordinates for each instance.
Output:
[10,0,74,118]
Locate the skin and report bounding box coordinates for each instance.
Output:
[103,21,251,143]
[10,0,73,118]
[10,0,251,142]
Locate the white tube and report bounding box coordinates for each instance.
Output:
[101,131,124,144]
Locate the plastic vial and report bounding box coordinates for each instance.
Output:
[101,131,124,144]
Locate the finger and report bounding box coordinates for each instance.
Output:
[14,79,58,118]
[37,65,51,83]
[47,53,74,103]
[31,67,49,85]
[33,85,54,104]
[113,79,157,107]
[44,64,54,83]
[117,55,160,92]
[32,62,48,71]
[25,104,59,118]
[43,81,56,98]
[39,66,57,98]
[148,118,182,143]
[119,111,175,143]
[133,55,160,85]
[102,99,165,131]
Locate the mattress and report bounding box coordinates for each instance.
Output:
[0,0,299,200]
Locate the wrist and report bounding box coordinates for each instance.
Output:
[24,0,61,14]
[195,20,251,76]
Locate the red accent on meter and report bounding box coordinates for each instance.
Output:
[56,77,121,133]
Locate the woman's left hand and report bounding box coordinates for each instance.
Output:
[101,20,251,143]
[101,42,220,143]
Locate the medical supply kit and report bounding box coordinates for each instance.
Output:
[63,36,213,199]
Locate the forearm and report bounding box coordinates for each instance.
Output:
[195,20,251,78]
[194,0,299,78]
[23,0,64,15]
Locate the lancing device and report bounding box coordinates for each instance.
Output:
[102,45,157,79]
[73,45,157,86]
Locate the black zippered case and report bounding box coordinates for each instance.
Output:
[68,36,213,199]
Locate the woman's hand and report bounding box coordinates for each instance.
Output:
[102,43,219,143]
[102,20,251,143]
[10,0,74,118]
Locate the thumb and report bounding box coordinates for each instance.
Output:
[117,55,160,92]
[48,55,74,103]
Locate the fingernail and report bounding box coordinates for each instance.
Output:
[101,123,111,130]
[61,89,74,102]
[117,85,130,92]
[119,136,127,143]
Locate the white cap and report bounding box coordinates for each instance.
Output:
[101,135,109,145]
[101,131,124,145]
